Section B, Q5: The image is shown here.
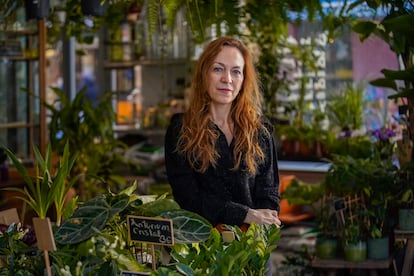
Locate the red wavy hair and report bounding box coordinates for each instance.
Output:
[178,37,267,174]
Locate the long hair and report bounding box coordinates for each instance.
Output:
[178,37,267,174]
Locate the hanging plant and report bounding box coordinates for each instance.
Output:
[25,0,50,20]
[81,0,107,17]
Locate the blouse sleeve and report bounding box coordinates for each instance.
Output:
[164,113,249,226]
[252,120,281,212]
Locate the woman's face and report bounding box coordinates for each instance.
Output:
[207,46,244,107]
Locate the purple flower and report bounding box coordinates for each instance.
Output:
[371,127,396,142]
[339,129,352,138]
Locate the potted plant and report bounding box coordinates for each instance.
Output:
[362,158,398,259]
[45,87,130,201]
[341,215,367,263]
[326,82,366,135]
[324,155,373,262]
[81,0,107,17]
[280,178,339,259]
[25,0,50,20]
[395,162,414,230]
[1,142,78,227]
[314,193,340,260]
[155,223,281,275]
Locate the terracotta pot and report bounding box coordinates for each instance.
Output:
[297,141,313,157]
[282,139,296,158]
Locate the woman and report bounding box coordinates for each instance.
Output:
[164,36,281,229]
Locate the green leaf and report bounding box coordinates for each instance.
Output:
[1,146,34,195]
[118,181,138,196]
[352,21,378,41]
[132,198,180,217]
[55,196,110,244]
[175,263,195,276]
[107,193,130,218]
[381,68,414,82]
[160,209,212,243]
[369,78,397,90]
[382,13,414,36]
[388,88,414,100]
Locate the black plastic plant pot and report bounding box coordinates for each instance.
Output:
[81,0,107,17]
[26,0,50,20]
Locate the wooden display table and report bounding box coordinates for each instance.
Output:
[311,256,395,276]
[278,161,330,184]
[394,229,414,276]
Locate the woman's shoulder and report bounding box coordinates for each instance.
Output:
[170,112,184,126]
[166,113,184,140]
[260,115,274,133]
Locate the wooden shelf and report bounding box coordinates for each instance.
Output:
[104,60,141,69]
[0,56,38,61]
[104,58,187,69]
[312,256,394,269]
[0,29,38,36]
[0,122,40,129]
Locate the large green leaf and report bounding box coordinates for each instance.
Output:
[369,78,397,90]
[383,13,414,37]
[388,88,414,100]
[55,193,133,244]
[381,68,414,82]
[160,209,212,243]
[352,20,378,40]
[132,198,180,217]
[107,193,131,218]
[55,196,110,244]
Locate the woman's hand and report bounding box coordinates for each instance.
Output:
[244,208,281,227]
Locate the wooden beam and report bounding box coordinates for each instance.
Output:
[38,19,47,156]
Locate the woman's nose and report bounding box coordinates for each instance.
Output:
[221,71,232,83]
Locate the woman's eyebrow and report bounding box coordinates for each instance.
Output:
[214,62,242,69]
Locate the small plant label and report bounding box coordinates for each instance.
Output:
[127,215,174,245]
[33,217,56,251]
[334,198,346,211]
[0,208,20,224]
[222,230,235,243]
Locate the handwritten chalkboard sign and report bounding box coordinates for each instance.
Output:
[127,215,174,245]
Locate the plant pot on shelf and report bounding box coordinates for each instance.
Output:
[281,139,295,159]
[25,0,50,20]
[315,236,338,259]
[398,209,414,230]
[343,240,367,262]
[367,236,389,260]
[299,141,314,157]
[81,0,107,17]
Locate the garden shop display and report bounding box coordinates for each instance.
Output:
[0,181,281,275]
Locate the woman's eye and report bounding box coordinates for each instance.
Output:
[232,70,242,77]
[213,66,223,72]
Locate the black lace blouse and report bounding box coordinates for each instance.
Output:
[164,113,280,226]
